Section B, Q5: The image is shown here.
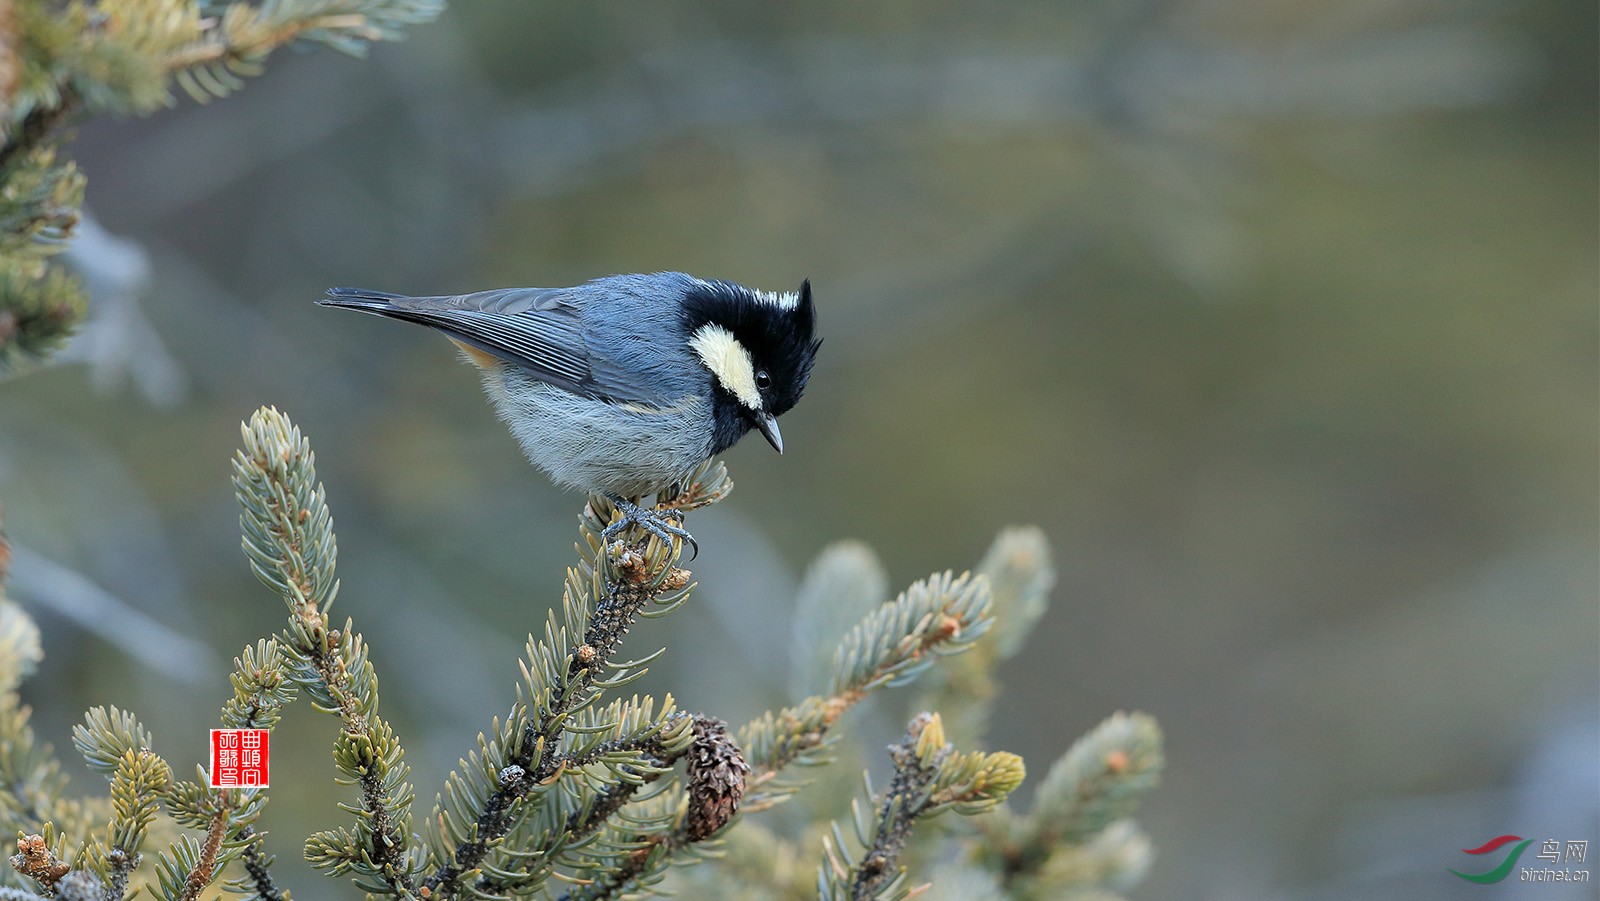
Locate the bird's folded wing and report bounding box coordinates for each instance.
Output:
[324,286,662,405]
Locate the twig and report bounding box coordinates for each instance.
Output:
[234,410,414,896]
[0,89,77,174]
[558,728,682,774]
[423,539,689,898]
[555,716,747,901]
[159,11,390,77]
[179,800,231,901]
[849,715,946,899]
[747,597,978,809]
[472,739,682,898]
[238,826,288,901]
[298,622,411,892]
[568,575,988,897]
[556,831,688,901]
[475,713,744,898]
[104,848,136,901]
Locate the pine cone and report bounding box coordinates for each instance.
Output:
[684,714,749,841]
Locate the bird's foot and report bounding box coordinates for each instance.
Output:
[601,497,698,560]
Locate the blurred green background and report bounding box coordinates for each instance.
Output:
[2,2,1595,898]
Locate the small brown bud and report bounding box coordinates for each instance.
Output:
[661,567,691,591]
[9,833,69,887]
[573,644,597,666]
[613,547,644,577]
[934,614,961,640]
[1105,749,1130,774]
[627,834,663,866]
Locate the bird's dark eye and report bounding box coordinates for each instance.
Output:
[755,370,772,390]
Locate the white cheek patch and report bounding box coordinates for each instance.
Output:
[689,324,761,409]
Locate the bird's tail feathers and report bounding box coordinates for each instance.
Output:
[320,286,411,310]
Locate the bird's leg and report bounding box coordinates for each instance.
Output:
[601,495,699,560]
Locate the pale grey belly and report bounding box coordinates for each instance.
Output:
[481,368,714,497]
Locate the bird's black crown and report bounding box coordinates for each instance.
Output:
[680,278,821,416]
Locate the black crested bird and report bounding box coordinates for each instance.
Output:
[319,272,820,554]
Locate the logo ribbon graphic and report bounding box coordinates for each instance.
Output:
[1450,835,1532,884]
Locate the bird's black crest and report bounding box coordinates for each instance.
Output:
[679,278,821,417]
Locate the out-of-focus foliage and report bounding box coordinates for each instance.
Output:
[0,0,442,376]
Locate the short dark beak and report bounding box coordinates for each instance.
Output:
[753,412,783,454]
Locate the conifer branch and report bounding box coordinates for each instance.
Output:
[741,571,993,811]
[556,830,687,901]
[819,713,1025,901]
[0,150,86,375]
[102,843,136,900]
[914,527,1054,746]
[565,573,994,901]
[0,1,441,376]
[696,820,813,901]
[535,715,746,901]
[222,639,298,732]
[162,0,444,102]
[788,542,890,700]
[178,802,229,901]
[234,406,415,895]
[150,643,298,901]
[981,711,1163,894]
[68,708,172,899]
[1020,712,1162,849]
[236,826,288,901]
[422,487,706,899]
[2,408,1166,900]
[558,776,660,847]
[155,777,267,901]
[0,575,65,838]
[558,717,689,773]
[0,89,77,178]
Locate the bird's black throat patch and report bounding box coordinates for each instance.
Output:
[707,390,753,457]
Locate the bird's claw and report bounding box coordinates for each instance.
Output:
[602,497,699,560]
